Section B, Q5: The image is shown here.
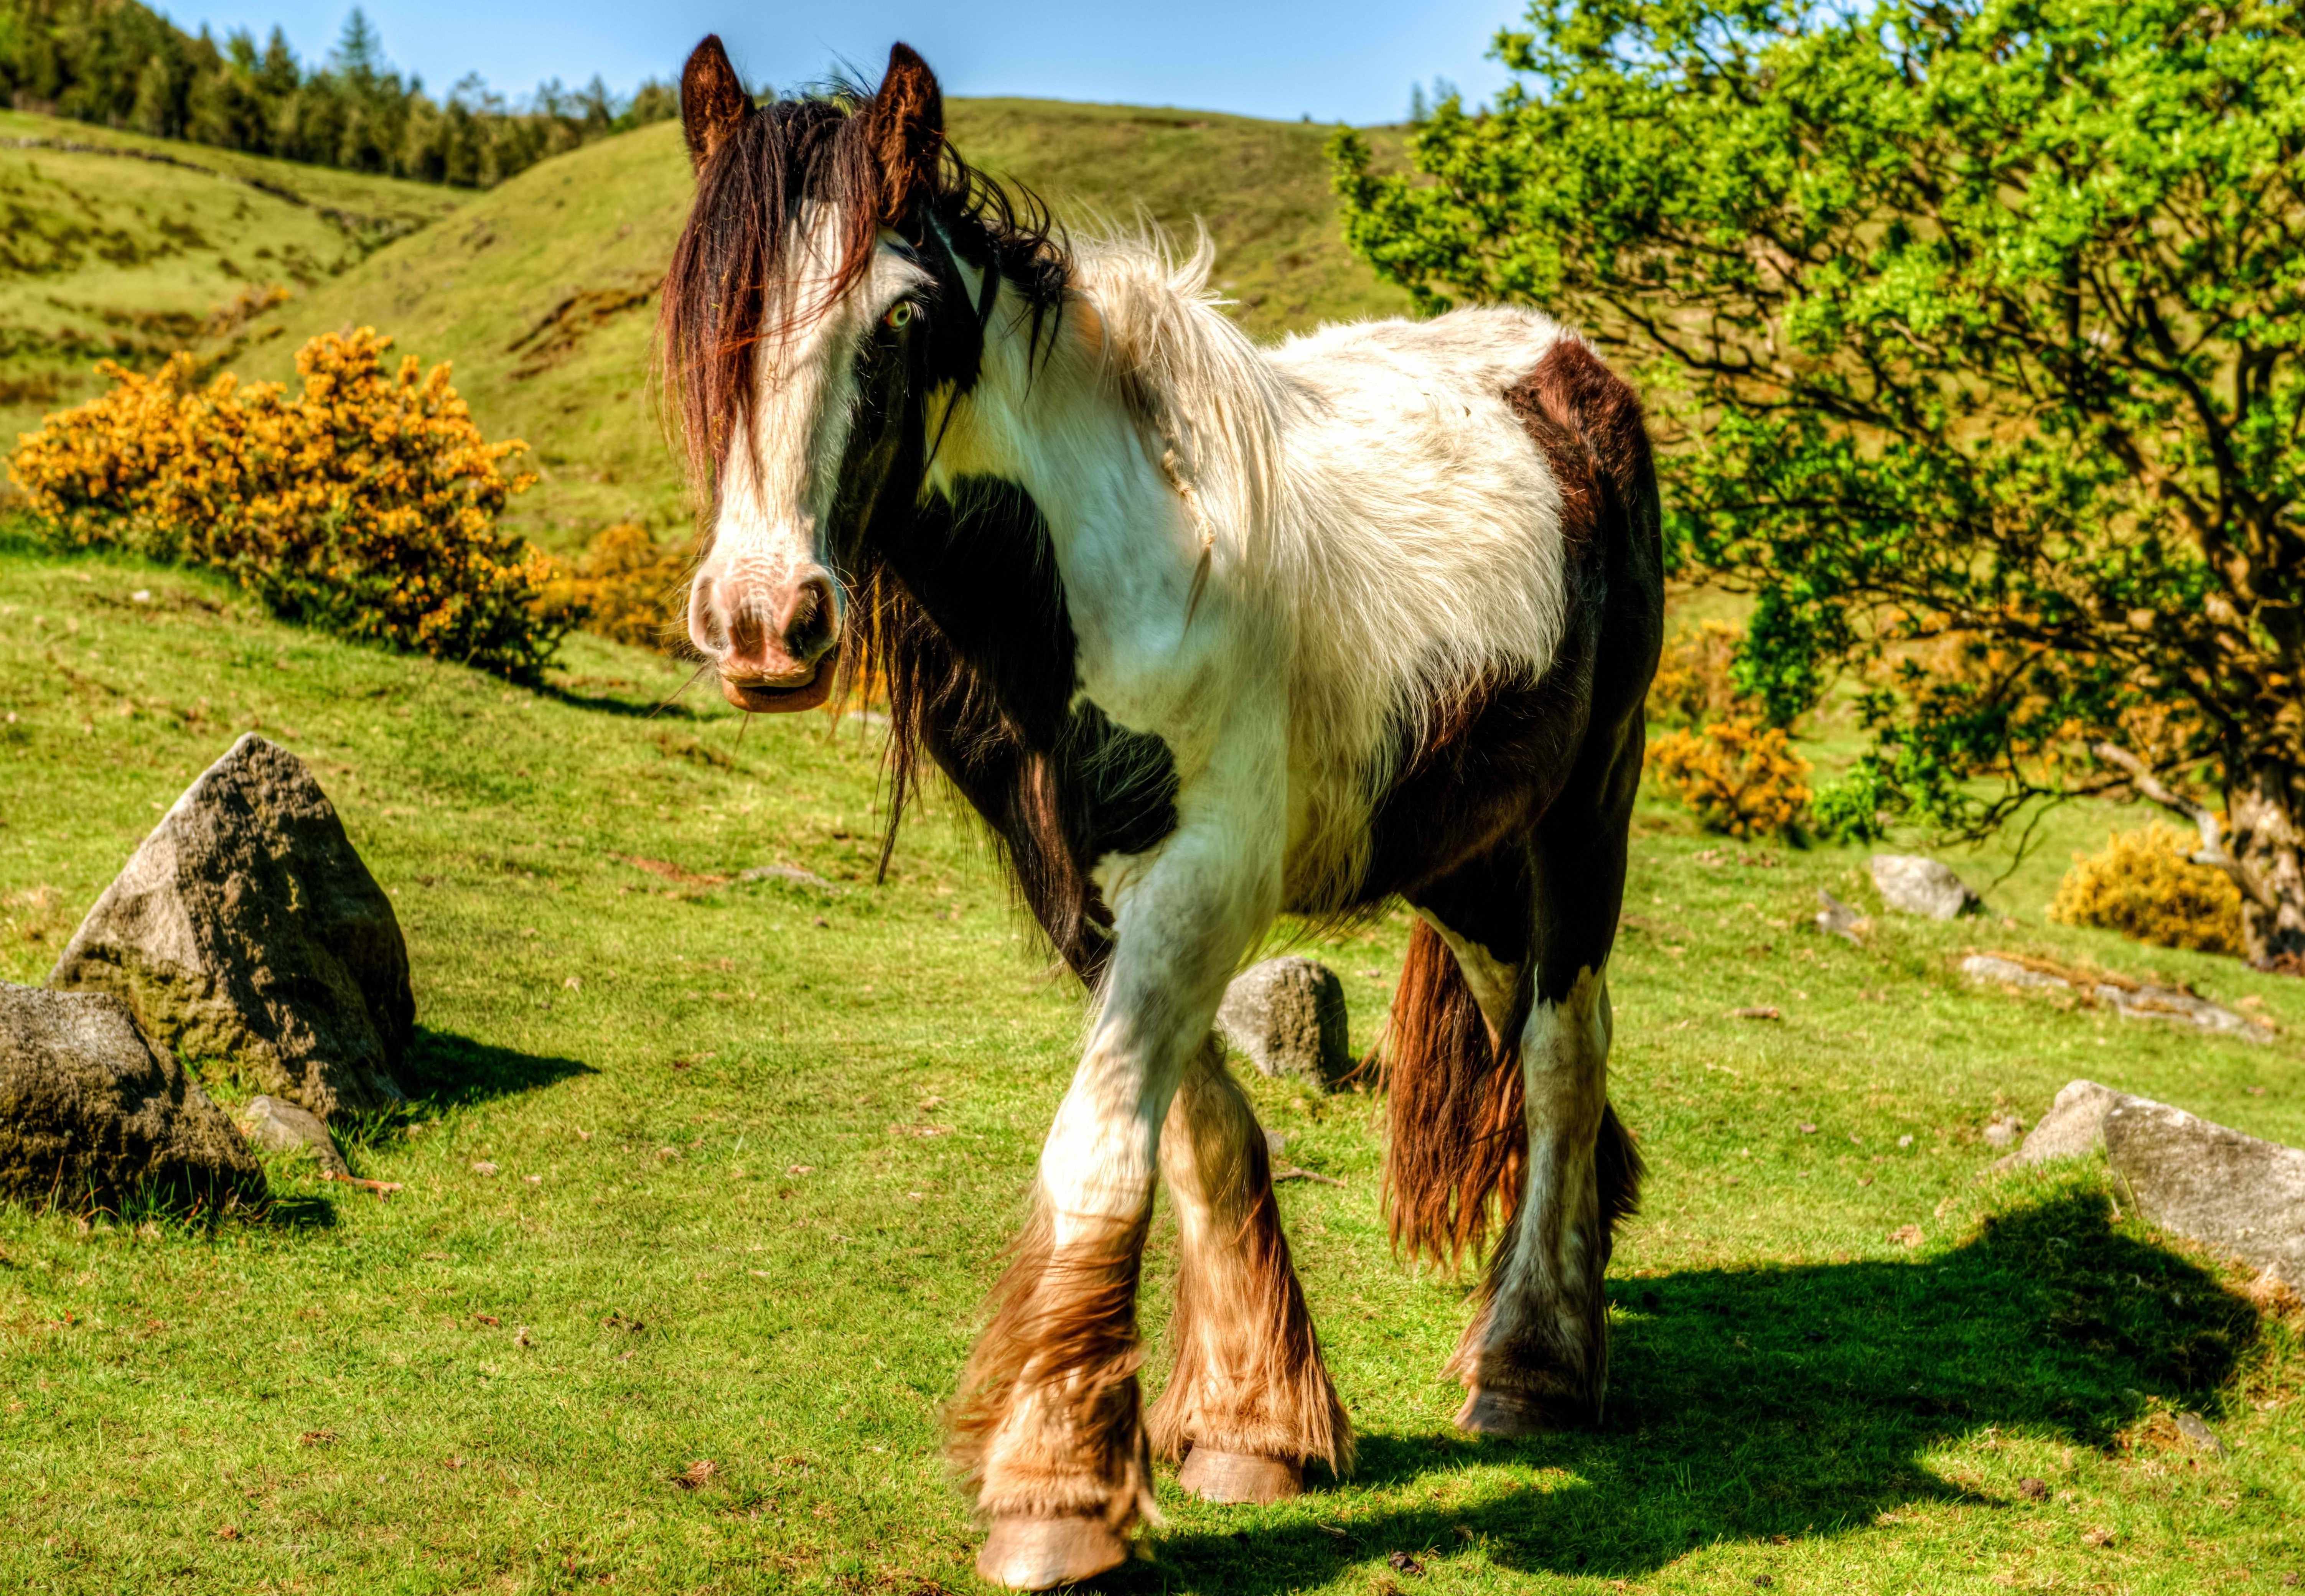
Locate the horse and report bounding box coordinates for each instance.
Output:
[658,37,1664,1589]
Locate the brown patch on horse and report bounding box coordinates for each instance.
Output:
[946,1201,1157,1528]
[1506,335,1657,554]
[678,36,752,171]
[1377,918,1530,1267]
[1149,1041,1351,1473]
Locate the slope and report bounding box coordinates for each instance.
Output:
[2,534,2298,1591]
[232,104,1414,551]
[0,109,462,448]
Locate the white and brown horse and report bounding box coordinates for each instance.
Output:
[661,38,1662,1589]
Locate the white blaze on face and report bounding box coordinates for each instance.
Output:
[687,206,930,686]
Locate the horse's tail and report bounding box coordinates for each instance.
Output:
[1379,918,1526,1267]
[1379,919,1644,1268]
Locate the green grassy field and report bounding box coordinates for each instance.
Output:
[3,532,2300,1594]
[228,105,1411,553]
[0,110,463,450]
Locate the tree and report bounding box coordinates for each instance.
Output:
[1332,0,2305,969]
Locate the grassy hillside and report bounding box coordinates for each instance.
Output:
[0,109,462,447]
[3,532,2300,1593]
[231,105,1414,552]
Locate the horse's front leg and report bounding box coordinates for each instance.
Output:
[957,747,1279,1590]
[1149,1036,1350,1501]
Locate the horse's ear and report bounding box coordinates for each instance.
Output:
[680,35,753,171]
[865,42,944,224]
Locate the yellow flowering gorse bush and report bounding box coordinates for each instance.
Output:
[1648,717,1814,839]
[539,522,692,651]
[2050,821,2246,957]
[11,329,568,679]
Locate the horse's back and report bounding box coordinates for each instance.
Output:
[1263,307,1662,911]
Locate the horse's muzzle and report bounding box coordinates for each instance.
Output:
[689,564,840,714]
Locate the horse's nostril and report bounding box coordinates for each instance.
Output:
[785,574,838,662]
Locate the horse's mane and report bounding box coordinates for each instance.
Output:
[1069,226,1291,570]
[656,86,1069,497]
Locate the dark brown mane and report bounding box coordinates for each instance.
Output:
[656,86,1070,504]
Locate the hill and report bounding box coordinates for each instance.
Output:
[0,108,461,446]
[231,103,1415,551]
[2,533,2298,1589]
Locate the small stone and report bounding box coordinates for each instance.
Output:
[2171,1411,2227,1459]
[1898,1134,1914,1148]
[1814,889,1867,943]
[739,863,835,891]
[46,734,414,1119]
[0,980,266,1209]
[1983,1115,2026,1149]
[1797,1122,1818,1135]
[1870,855,1981,919]
[1217,957,1353,1090]
[2017,1477,2048,1501]
[236,1094,349,1176]
[471,1160,499,1176]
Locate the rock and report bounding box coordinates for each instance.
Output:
[1983,1115,2027,1149]
[1961,957,2271,1044]
[1815,889,1868,944]
[2017,1477,2049,1502]
[1870,855,1981,919]
[2002,1079,2144,1166]
[2171,1412,2228,1459]
[739,863,835,891]
[2103,1097,2305,1286]
[1216,957,1353,1090]
[46,733,414,1120]
[236,1094,349,1176]
[0,980,265,1209]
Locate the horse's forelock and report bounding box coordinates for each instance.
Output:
[658,97,893,497]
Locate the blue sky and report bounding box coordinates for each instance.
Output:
[164,0,1522,124]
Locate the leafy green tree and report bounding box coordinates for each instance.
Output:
[1334,0,2305,968]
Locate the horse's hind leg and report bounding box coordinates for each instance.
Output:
[1450,764,1643,1434]
[1149,1035,1350,1500]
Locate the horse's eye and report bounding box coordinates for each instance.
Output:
[883,301,916,331]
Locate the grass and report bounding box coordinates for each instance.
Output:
[0,110,463,451]
[2,530,2302,1593]
[227,106,1411,553]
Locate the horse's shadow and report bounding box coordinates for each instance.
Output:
[1142,1191,2259,1589]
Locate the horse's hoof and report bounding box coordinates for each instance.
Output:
[1454,1385,1555,1437]
[1176,1447,1304,1504]
[975,1515,1130,1590]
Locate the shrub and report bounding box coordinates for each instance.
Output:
[1647,619,1751,728]
[1811,761,1892,844]
[541,523,691,651]
[2050,822,2244,957]
[1648,717,1812,839]
[10,330,568,680]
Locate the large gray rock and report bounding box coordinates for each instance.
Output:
[237,1094,349,1176]
[1217,957,1353,1090]
[1997,1077,2305,1284]
[1871,855,1981,919]
[2105,1098,2305,1287]
[0,981,265,1209]
[46,734,413,1120]
[2001,1079,2144,1166]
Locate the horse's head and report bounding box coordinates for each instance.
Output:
[662,36,1003,713]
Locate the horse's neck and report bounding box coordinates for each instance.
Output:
[929,283,1216,731]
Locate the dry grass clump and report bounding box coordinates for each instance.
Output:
[10,329,567,680]
[2049,822,2244,957]
[1648,718,1813,839]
